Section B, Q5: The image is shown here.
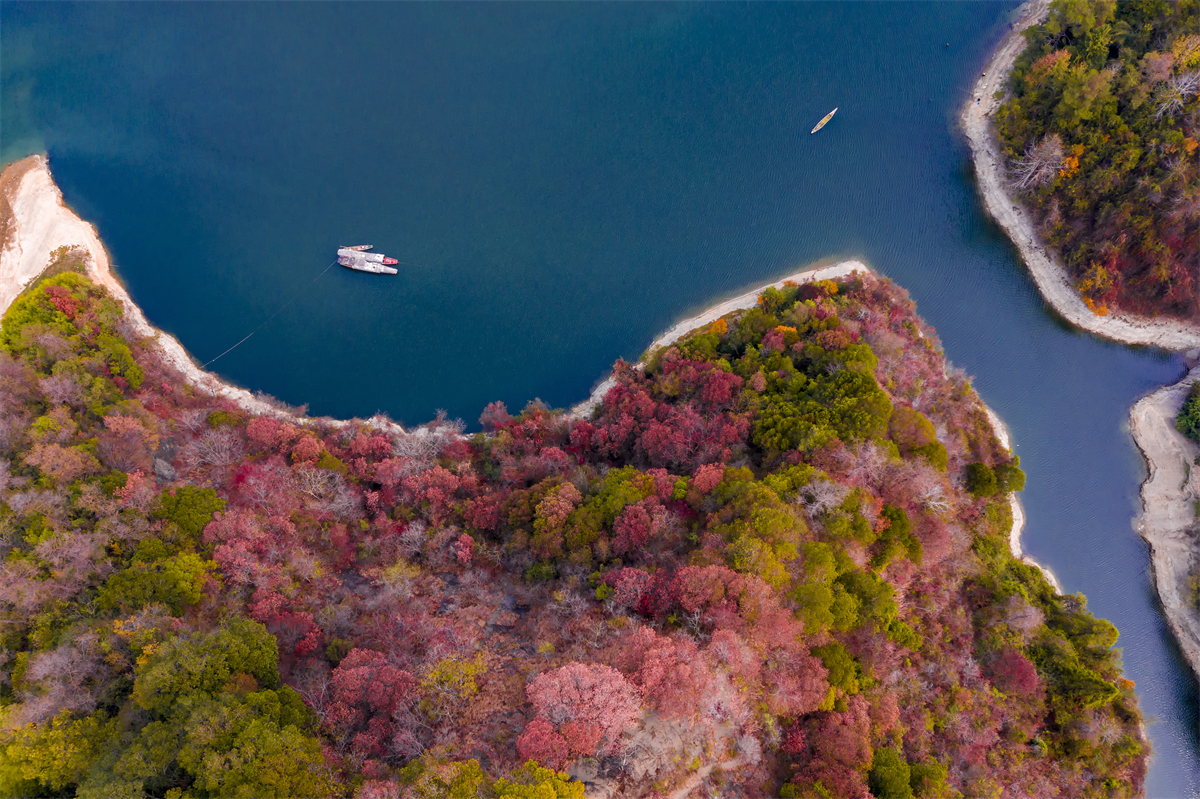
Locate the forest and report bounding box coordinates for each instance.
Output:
[995,0,1200,318]
[0,258,1148,797]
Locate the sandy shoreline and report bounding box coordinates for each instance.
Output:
[567,261,869,419]
[965,0,1200,683]
[984,406,1061,593]
[1129,368,1200,683]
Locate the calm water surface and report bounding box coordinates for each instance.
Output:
[3,2,1196,793]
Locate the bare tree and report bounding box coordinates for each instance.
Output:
[397,521,427,560]
[176,408,209,435]
[551,590,589,619]
[795,478,850,519]
[294,464,342,499]
[183,427,245,470]
[1155,70,1200,120]
[1010,134,1065,190]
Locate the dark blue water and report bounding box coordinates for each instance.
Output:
[3,3,1196,793]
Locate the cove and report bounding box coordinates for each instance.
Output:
[2,2,1196,792]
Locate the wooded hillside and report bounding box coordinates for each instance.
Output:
[0,263,1147,797]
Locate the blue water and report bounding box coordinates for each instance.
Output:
[3,2,1196,793]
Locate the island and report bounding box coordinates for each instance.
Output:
[0,158,1148,798]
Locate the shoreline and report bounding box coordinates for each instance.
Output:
[984,406,1061,593]
[567,260,869,420]
[0,165,1046,589]
[1129,368,1200,683]
[965,0,1200,683]
[0,155,405,435]
[960,0,1200,355]
[568,260,1053,589]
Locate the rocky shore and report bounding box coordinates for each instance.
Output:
[963,0,1200,681]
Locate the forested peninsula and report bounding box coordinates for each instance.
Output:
[0,161,1151,797]
[997,0,1199,320]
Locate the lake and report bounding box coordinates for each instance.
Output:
[3,2,1196,792]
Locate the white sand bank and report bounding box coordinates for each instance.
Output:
[984,406,1061,592]
[1129,368,1200,682]
[568,261,869,420]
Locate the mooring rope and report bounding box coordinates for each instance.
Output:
[201,259,340,368]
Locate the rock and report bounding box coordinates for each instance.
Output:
[153,457,176,482]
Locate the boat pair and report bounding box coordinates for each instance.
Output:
[337,244,399,275]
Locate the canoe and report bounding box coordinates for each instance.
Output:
[810,107,838,134]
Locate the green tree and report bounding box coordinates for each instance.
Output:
[965,463,998,497]
[869,746,914,799]
[98,332,144,389]
[1046,0,1116,40]
[493,761,586,799]
[908,759,954,798]
[154,485,227,541]
[133,618,280,714]
[0,710,118,795]
[178,713,331,798]
[889,407,948,471]
[98,552,216,615]
[812,642,861,695]
[872,505,922,569]
[1,273,89,355]
[1177,382,1200,442]
[994,459,1027,493]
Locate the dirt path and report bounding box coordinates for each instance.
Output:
[960,0,1200,355]
[1129,368,1200,682]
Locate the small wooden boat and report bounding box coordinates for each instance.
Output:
[810,107,838,134]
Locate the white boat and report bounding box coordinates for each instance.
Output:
[337,247,399,275]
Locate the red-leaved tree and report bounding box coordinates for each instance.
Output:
[326,648,418,761]
[516,662,642,768]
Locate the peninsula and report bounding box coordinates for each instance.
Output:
[0,157,1147,797]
